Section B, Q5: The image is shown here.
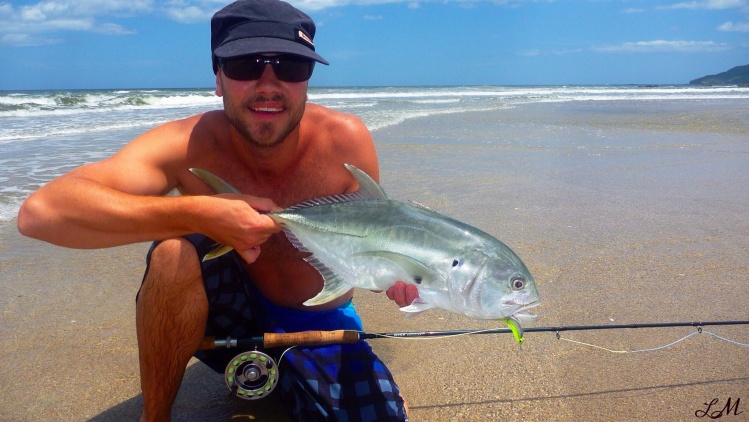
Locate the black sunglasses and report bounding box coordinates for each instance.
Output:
[219,55,315,83]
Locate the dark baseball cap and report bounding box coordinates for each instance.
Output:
[211,0,328,73]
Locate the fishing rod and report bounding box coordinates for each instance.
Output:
[200,319,749,400]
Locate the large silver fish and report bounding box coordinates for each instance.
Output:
[190,164,540,335]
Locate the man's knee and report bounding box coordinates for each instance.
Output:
[141,238,204,295]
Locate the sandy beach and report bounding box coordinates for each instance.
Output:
[1,99,748,421]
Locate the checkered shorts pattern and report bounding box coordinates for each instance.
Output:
[141,234,408,421]
[280,343,406,421]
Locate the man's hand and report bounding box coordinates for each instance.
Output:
[199,193,283,264]
[386,281,420,308]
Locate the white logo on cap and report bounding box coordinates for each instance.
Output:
[297,30,314,47]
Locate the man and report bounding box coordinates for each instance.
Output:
[17,0,417,420]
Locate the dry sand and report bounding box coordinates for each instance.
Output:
[2,101,748,421]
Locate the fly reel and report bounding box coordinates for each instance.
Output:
[224,350,279,400]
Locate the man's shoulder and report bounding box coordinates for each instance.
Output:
[142,110,228,147]
[304,103,366,132]
[302,104,370,153]
[162,110,227,133]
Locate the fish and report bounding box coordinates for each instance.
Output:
[190,164,540,340]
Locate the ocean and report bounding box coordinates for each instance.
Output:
[2,85,749,421]
[1,85,749,222]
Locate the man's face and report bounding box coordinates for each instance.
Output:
[216,54,310,150]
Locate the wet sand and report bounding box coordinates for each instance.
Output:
[1,100,748,421]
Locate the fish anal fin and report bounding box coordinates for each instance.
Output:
[400,298,435,319]
[302,256,352,306]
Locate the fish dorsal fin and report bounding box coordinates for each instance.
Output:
[284,192,370,212]
[283,164,388,212]
[344,163,388,200]
[189,168,240,194]
[353,251,437,286]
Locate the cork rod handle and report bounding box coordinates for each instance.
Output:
[263,330,361,348]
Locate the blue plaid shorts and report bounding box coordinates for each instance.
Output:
[142,234,408,421]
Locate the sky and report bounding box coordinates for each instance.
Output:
[0,0,748,89]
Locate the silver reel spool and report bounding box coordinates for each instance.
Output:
[224,350,279,400]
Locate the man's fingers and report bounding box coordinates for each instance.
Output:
[237,246,261,264]
[404,284,419,306]
[386,281,417,308]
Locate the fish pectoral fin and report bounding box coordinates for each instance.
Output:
[400,298,435,319]
[303,257,352,306]
[352,251,437,286]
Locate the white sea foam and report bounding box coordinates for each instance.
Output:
[1,85,748,222]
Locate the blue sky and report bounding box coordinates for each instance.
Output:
[1,0,748,89]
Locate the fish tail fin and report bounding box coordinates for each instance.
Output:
[203,244,234,261]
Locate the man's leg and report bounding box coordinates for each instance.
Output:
[136,238,208,422]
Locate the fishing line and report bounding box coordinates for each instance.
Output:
[556,330,701,354]
[366,327,504,341]
[278,345,298,365]
[359,320,749,354]
[556,329,749,354]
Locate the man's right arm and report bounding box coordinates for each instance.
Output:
[17,115,280,254]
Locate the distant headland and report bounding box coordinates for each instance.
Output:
[689,64,749,86]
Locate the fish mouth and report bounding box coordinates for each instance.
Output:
[502,300,541,338]
[504,298,540,318]
[511,308,538,324]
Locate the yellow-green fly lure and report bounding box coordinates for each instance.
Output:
[502,317,525,344]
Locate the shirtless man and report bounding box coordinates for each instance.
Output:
[17,0,416,420]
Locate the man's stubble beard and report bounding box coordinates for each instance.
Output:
[224,95,306,151]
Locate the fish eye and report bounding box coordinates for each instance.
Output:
[510,277,526,290]
[452,258,463,268]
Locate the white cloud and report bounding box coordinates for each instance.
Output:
[0,0,399,39]
[363,14,383,19]
[95,22,138,35]
[161,0,227,23]
[592,40,731,53]
[718,20,749,31]
[165,5,215,23]
[289,0,531,11]
[658,0,747,10]
[0,0,149,47]
[1,33,63,47]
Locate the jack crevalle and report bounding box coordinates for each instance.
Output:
[190,164,540,338]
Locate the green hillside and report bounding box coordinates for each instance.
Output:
[689,64,749,86]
